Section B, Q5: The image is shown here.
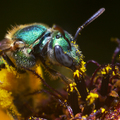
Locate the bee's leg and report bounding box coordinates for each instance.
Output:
[2,54,15,68]
[0,63,5,70]
[47,66,73,84]
[41,59,73,84]
[0,57,5,70]
[1,54,26,73]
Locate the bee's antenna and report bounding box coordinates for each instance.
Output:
[73,8,105,41]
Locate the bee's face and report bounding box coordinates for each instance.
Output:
[47,30,83,71]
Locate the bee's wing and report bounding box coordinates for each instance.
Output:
[0,38,13,51]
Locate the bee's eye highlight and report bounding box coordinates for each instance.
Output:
[56,35,61,39]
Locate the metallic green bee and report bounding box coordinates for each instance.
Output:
[0,8,105,83]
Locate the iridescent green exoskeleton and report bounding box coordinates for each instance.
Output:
[0,8,105,83]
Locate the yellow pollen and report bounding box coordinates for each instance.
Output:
[74,70,80,78]
[106,64,112,73]
[101,108,105,113]
[69,82,76,92]
[81,116,86,120]
[101,64,112,75]
[112,71,115,76]
[94,109,97,113]
[80,61,86,73]
[86,92,99,105]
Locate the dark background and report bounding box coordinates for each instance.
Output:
[0,0,119,74]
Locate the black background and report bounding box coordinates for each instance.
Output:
[0,0,119,74]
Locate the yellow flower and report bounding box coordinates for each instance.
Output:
[0,109,13,120]
[0,61,43,119]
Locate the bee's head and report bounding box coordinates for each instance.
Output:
[48,25,83,71]
[48,8,105,71]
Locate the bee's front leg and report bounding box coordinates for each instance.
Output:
[41,57,73,84]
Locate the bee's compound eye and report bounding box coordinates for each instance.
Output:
[56,35,61,39]
[54,45,73,67]
[14,41,25,49]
